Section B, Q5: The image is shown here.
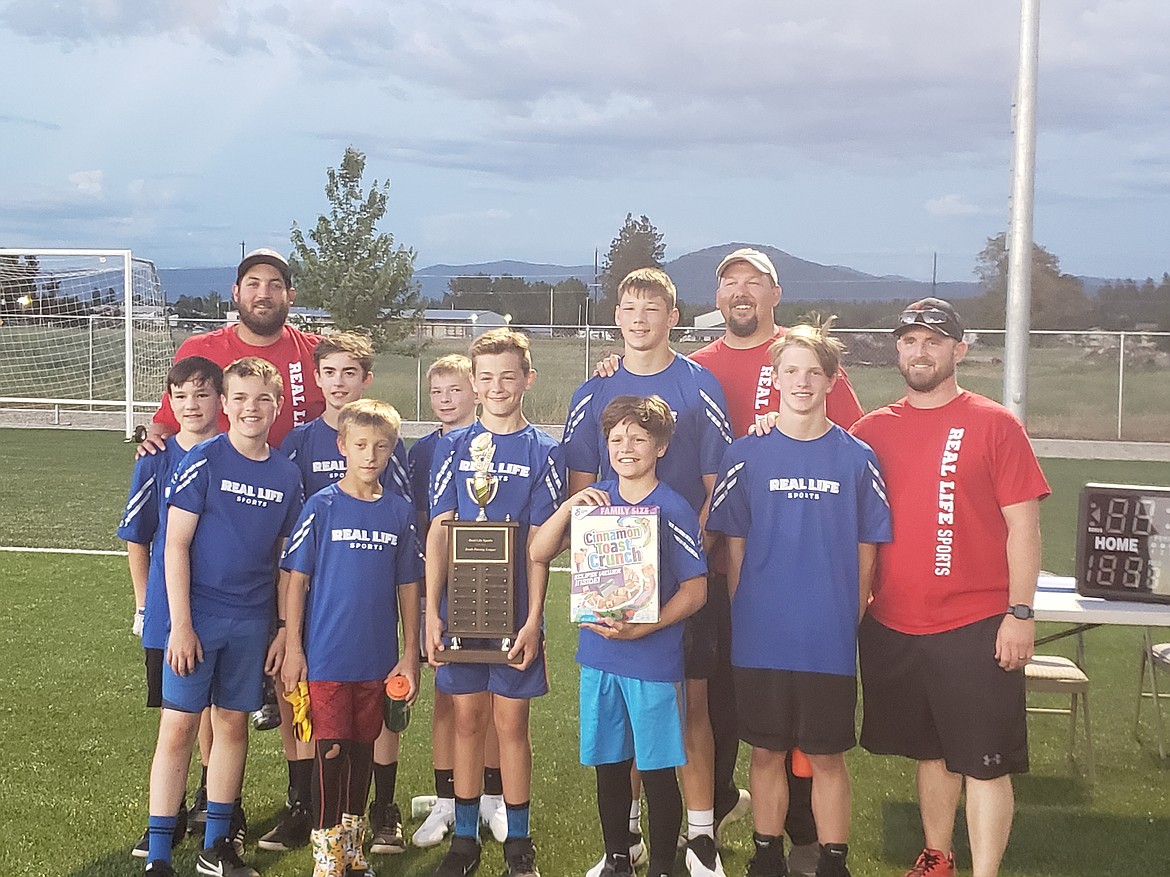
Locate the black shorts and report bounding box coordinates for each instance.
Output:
[858,614,1028,780]
[733,666,856,755]
[144,647,164,709]
[684,602,717,680]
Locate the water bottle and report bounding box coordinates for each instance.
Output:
[383,675,412,733]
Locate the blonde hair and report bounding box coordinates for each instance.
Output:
[618,267,677,308]
[768,315,845,378]
[313,331,375,375]
[469,328,532,375]
[427,353,472,383]
[337,398,402,443]
[223,356,283,395]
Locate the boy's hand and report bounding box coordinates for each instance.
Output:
[593,354,621,378]
[580,618,648,641]
[265,628,287,678]
[167,624,203,676]
[425,613,445,668]
[508,621,543,670]
[570,487,611,508]
[135,423,171,458]
[748,411,782,436]
[281,647,307,694]
[387,655,421,705]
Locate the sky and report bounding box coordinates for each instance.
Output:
[1,1,1168,283]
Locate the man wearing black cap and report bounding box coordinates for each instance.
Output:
[145,248,325,449]
[850,299,1050,877]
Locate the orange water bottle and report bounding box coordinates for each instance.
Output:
[791,747,813,778]
[383,675,412,733]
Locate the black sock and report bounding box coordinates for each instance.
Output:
[291,758,313,807]
[596,759,635,858]
[199,765,208,789]
[754,833,785,861]
[373,761,398,807]
[641,767,682,874]
[347,742,374,817]
[315,740,347,829]
[435,768,455,800]
[483,766,504,797]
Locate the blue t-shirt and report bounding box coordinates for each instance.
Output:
[167,434,304,621]
[707,425,893,676]
[407,429,442,519]
[281,483,424,681]
[575,480,707,683]
[117,439,189,649]
[563,354,733,514]
[279,416,411,502]
[430,421,565,626]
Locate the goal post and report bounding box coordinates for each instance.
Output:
[0,248,176,437]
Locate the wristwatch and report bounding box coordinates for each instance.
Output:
[1006,604,1035,620]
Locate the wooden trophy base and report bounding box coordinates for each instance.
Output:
[436,637,523,665]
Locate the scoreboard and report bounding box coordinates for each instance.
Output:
[1075,483,1170,603]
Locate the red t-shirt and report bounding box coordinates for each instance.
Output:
[850,391,1051,635]
[690,330,864,438]
[153,324,324,447]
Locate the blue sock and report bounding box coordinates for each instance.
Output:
[454,796,480,839]
[505,801,530,839]
[147,814,177,864]
[204,799,234,849]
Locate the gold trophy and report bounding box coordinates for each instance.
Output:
[439,431,521,663]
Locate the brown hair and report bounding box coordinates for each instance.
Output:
[313,330,375,375]
[222,356,283,395]
[427,353,473,383]
[600,395,675,447]
[617,267,677,308]
[167,355,223,396]
[469,328,532,375]
[337,398,401,443]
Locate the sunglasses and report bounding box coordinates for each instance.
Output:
[897,308,952,326]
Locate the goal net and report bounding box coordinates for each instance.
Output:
[0,249,176,436]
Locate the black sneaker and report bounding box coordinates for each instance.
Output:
[747,836,789,877]
[814,844,850,877]
[369,801,406,854]
[598,853,634,876]
[503,836,540,877]
[133,805,189,858]
[228,804,247,857]
[188,786,209,836]
[251,677,282,731]
[434,835,481,876]
[144,861,176,876]
[195,837,259,877]
[257,801,310,851]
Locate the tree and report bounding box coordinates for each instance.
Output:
[972,233,1093,330]
[290,147,420,349]
[600,213,666,310]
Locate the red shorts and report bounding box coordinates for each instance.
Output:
[307,680,385,743]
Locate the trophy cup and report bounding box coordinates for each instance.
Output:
[438,432,521,663]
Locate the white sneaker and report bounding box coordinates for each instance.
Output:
[479,793,508,843]
[714,788,752,842]
[685,835,727,877]
[411,796,455,848]
[585,833,647,876]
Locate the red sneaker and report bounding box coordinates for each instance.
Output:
[904,849,956,877]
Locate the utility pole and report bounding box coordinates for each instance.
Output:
[1003,0,1040,419]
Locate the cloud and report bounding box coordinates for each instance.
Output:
[0,113,60,131]
[68,170,103,197]
[925,194,982,217]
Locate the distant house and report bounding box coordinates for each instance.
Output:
[686,310,725,342]
[420,309,509,339]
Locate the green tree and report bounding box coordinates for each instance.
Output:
[972,233,1093,330]
[290,147,420,349]
[600,213,666,310]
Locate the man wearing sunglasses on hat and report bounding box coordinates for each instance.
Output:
[849,298,1050,877]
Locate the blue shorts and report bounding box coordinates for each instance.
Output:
[435,641,549,700]
[161,614,270,714]
[579,666,686,771]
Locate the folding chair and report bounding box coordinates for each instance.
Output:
[1025,632,1093,780]
[1134,628,1170,759]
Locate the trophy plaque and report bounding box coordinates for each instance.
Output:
[438,432,522,663]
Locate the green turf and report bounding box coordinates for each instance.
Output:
[1,430,1169,874]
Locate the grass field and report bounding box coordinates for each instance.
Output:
[2,430,1169,875]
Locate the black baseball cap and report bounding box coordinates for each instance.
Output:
[893,297,964,341]
[237,248,292,286]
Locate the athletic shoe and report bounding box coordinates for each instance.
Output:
[195,837,259,877]
[144,861,176,876]
[257,801,310,851]
[503,836,540,877]
[814,844,851,877]
[587,853,634,876]
[787,843,819,877]
[370,801,406,854]
[746,838,788,877]
[479,793,508,843]
[228,804,247,857]
[685,835,727,877]
[434,835,481,876]
[903,849,955,877]
[585,832,648,876]
[251,676,281,731]
[132,805,188,858]
[412,796,455,848]
[188,786,209,836]
[713,787,752,841]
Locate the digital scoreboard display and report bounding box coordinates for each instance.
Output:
[1075,483,1170,603]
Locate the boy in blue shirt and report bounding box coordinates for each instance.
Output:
[531,395,708,877]
[707,322,892,877]
[143,356,304,877]
[281,398,423,877]
[425,328,565,877]
[268,331,412,855]
[408,354,510,848]
[120,356,223,858]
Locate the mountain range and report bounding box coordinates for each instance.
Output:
[156,243,1111,306]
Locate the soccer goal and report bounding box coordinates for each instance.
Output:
[0,249,176,437]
